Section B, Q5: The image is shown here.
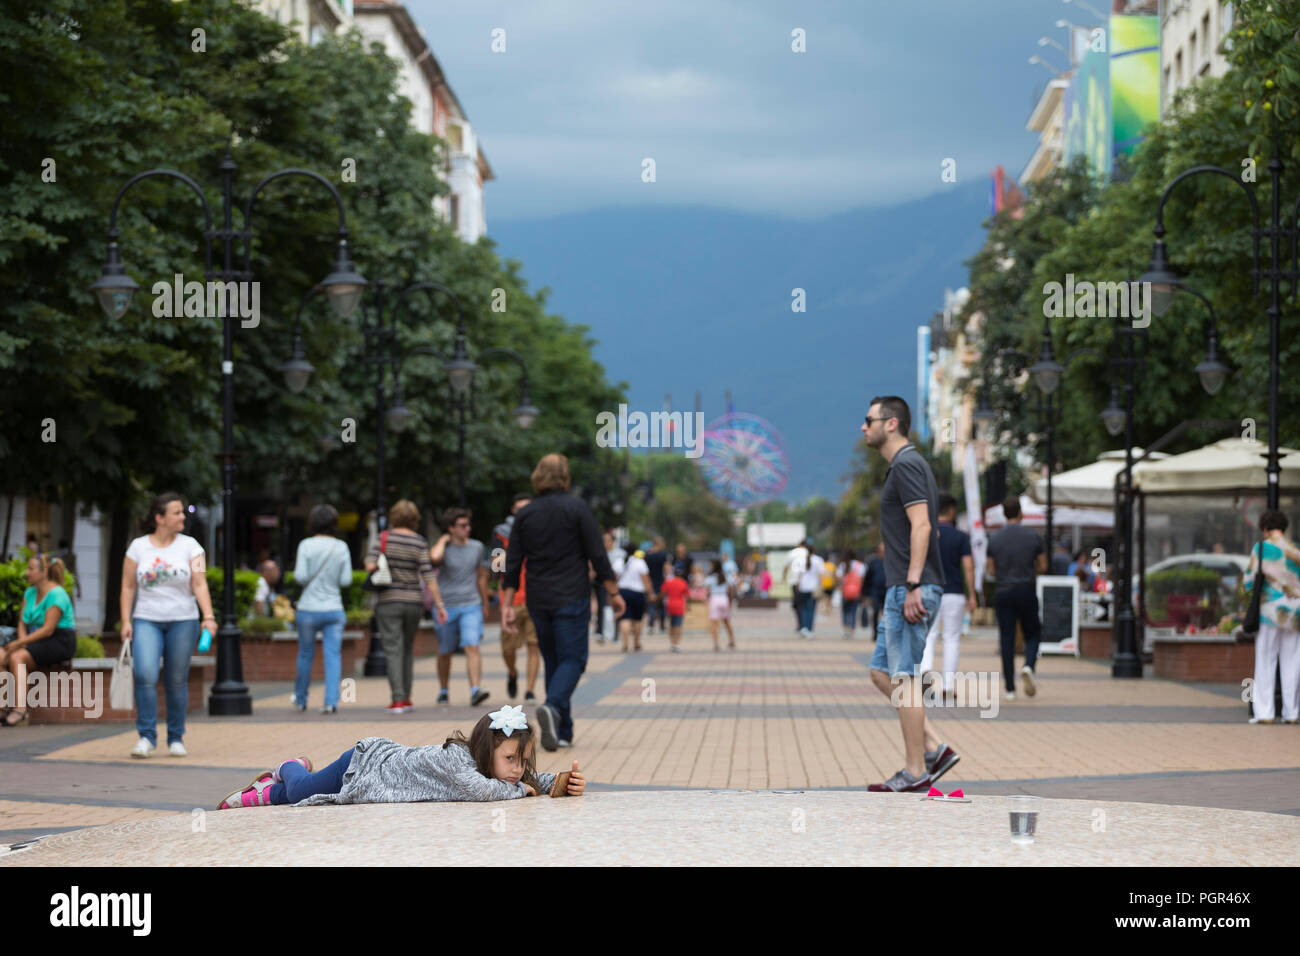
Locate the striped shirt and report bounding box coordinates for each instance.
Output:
[365,530,434,605]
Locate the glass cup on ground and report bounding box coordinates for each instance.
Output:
[1008,795,1040,845]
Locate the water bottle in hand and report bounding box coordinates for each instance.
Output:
[198,627,212,653]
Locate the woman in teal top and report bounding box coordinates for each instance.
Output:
[1244,509,1300,724]
[0,553,77,726]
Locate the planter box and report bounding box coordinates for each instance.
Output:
[414,620,439,658]
[1153,633,1254,682]
[737,596,778,609]
[27,656,215,724]
[1079,625,1112,660]
[237,630,365,682]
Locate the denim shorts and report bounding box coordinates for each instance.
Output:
[869,584,943,678]
[436,603,484,654]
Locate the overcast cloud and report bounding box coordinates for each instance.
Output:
[402,0,1073,221]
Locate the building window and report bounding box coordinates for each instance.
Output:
[450,194,460,230]
[1201,12,1210,59]
[448,123,464,154]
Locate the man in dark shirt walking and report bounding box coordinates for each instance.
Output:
[986,496,1047,699]
[502,454,624,750]
[861,396,959,792]
[644,537,669,633]
[861,542,888,640]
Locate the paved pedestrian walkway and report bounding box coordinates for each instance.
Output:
[1,605,1297,863]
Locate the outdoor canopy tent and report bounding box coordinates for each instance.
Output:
[984,495,1113,530]
[1131,437,1300,493]
[1032,449,1168,507]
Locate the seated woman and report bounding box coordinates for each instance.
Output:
[0,553,77,726]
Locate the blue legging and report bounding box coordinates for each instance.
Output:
[269,748,355,805]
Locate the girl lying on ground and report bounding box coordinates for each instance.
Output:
[216,706,585,809]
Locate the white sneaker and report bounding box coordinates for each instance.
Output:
[130,738,156,759]
[1021,666,1037,698]
[168,741,188,757]
[557,739,572,748]
[1003,690,1016,701]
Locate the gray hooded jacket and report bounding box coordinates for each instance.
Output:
[295,736,558,806]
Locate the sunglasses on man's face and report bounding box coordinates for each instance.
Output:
[864,415,891,426]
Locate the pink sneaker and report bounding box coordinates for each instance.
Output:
[216,772,275,810]
[272,757,313,783]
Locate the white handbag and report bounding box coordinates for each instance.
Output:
[371,551,392,587]
[109,637,134,711]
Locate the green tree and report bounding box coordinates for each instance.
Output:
[0,0,624,565]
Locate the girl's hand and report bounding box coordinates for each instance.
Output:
[121,621,133,641]
[435,605,448,626]
[522,782,537,797]
[566,760,586,796]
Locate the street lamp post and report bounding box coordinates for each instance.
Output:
[91,150,365,716]
[1029,320,1099,559]
[1140,154,1281,508]
[387,344,538,506]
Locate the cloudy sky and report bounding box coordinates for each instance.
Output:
[404,0,1085,221]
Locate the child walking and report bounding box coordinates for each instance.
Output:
[216,706,585,808]
[660,564,690,652]
[705,559,736,651]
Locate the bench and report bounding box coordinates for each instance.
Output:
[1152,632,1254,682]
[24,656,215,724]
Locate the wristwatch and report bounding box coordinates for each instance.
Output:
[905,580,921,592]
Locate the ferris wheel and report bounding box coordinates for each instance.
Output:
[695,412,790,509]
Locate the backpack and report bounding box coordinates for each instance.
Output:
[842,564,862,601]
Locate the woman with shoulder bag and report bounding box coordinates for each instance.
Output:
[0,553,78,726]
[365,500,446,714]
[293,504,355,715]
[1244,509,1300,724]
[120,492,216,757]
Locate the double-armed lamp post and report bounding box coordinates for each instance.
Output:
[90,150,365,715]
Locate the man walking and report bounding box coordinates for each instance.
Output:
[644,537,669,633]
[783,539,810,634]
[493,493,539,702]
[862,542,888,640]
[986,495,1046,700]
[920,494,976,700]
[430,508,490,706]
[503,454,623,751]
[861,396,959,792]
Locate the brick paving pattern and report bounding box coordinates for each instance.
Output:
[1,605,1297,851]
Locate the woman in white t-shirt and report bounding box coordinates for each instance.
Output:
[616,548,655,653]
[120,492,217,759]
[705,560,736,652]
[797,546,824,638]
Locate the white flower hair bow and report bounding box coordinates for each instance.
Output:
[488,704,528,736]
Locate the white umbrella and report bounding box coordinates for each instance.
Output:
[1032,449,1167,507]
[1132,437,1300,493]
[984,495,1114,530]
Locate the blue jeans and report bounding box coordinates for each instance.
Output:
[869,585,943,678]
[270,748,355,805]
[797,590,817,631]
[528,598,590,741]
[841,599,860,630]
[131,618,199,746]
[295,609,346,708]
